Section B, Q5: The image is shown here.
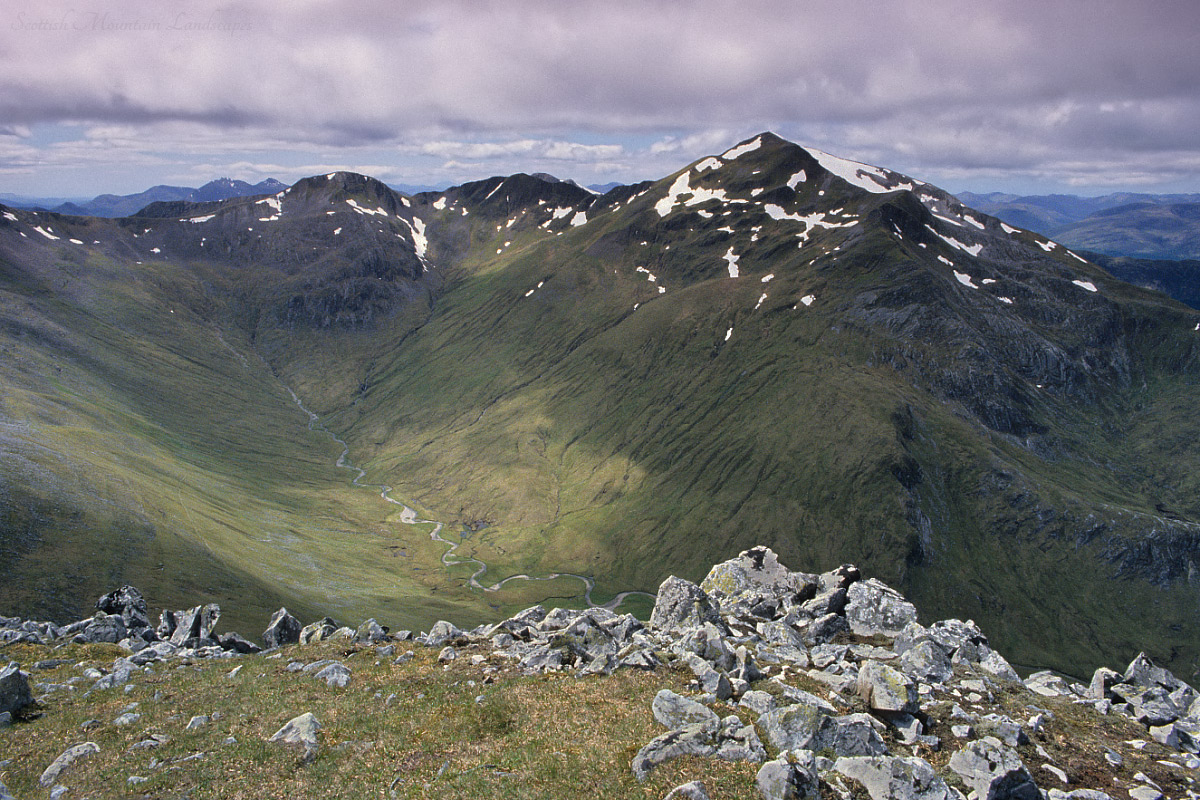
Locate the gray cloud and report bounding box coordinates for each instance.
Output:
[2,0,1199,194]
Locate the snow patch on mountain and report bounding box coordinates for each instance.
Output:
[695,157,722,172]
[721,136,763,160]
[954,271,979,289]
[1072,280,1098,293]
[723,247,740,278]
[33,225,59,240]
[926,225,983,256]
[808,147,916,194]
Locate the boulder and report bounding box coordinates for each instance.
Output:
[424,620,464,648]
[664,781,711,800]
[39,741,100,787]
[682,653,732,700]
[314,663,351,688]
[844,579,918,637]
[0,662,34,717]
[835,755,957,800]
[165,604,221,646]
[96,586,150,630]
[650,576,727,635]
[857,660,919,714]
[269,711,321,755]
[218,632,262,654]
[701,546,817,610]
[631,719,719,781]
[300,617,339,645]
[899,641,952,684]
[355,618,389,643]
[74,613,127,645]
[652,689,719,729]
[757,702,829,752]
[809,713,890,757]
[1087,667,1121,701]
[756,749,820,800]
[947,736,1039,800]
[1110,684,1181,726]
[263,608,302,649]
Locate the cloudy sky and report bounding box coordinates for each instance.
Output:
[2,0,1199,198]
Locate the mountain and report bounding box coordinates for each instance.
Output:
[957,191,1200,261]
[1082,251,1200,310]
[45,178,288,218]
[1,134,1199,681]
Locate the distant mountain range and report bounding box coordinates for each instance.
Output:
[958,191,1200,260]
[2,135,1199,680]
[38,177,289,218]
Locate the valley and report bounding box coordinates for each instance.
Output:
[2,134,1198,680]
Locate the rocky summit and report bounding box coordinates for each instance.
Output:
[0,547,1196,799]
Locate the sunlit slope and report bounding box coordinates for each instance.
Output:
[332,135,1200,675]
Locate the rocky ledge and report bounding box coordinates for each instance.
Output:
[1,546,1197,800]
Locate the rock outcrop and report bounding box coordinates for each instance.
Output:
[2,545,1199,799]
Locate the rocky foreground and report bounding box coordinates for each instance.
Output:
[1,547,1198,799]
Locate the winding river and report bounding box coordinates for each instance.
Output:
[282,385,652,612]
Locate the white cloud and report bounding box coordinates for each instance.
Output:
[2,0,1199,195]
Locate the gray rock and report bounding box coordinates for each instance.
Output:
[0,662,34,717]
[947,736,1038,800]
[1087,667,1121,701]
[186,715,210,730]
[40,741,100,786]
[263,608,302,649]
[977,651,1020,683]
[166,603,221,646]
[857,660,919,714]
[756,749,820,800]
[1123,652,1184,692]
[835,755,956,800]
[113,712,141,726]
[899,641,953,684]
[801,612,849,645]
[811,713,890,757]
[0,779,15,800]
[96,586,150,631]
[1151,720,1200,753]
[74,613,127,645]
[652,689,720,729]
[1024,671,1073,698]
[355,618,389,643]
[1047,791,1114,800]
[1111,684,1181,726]
[740,690,779,717]
[677,622,736,671]
[299,617,339,645]
[424,620,464,647]
[664,781,711,800]
[269,712,321,756]
[683,653,732,700]
[845,579,918,637]
[651,576,727,635]
[90,659,137,691]
[701,546,816,610]
[1126,788,1162,800]
[757,702,829,752]
[631,719,719,781]
[218,632,261,654]
[314,663,351,688]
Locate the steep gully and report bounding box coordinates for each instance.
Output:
[279,381,653,612]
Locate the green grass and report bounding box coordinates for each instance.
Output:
[0,641,761,800]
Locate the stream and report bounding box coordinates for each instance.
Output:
[282,385,652,612]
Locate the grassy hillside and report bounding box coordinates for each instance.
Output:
[2,134,1200,678]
